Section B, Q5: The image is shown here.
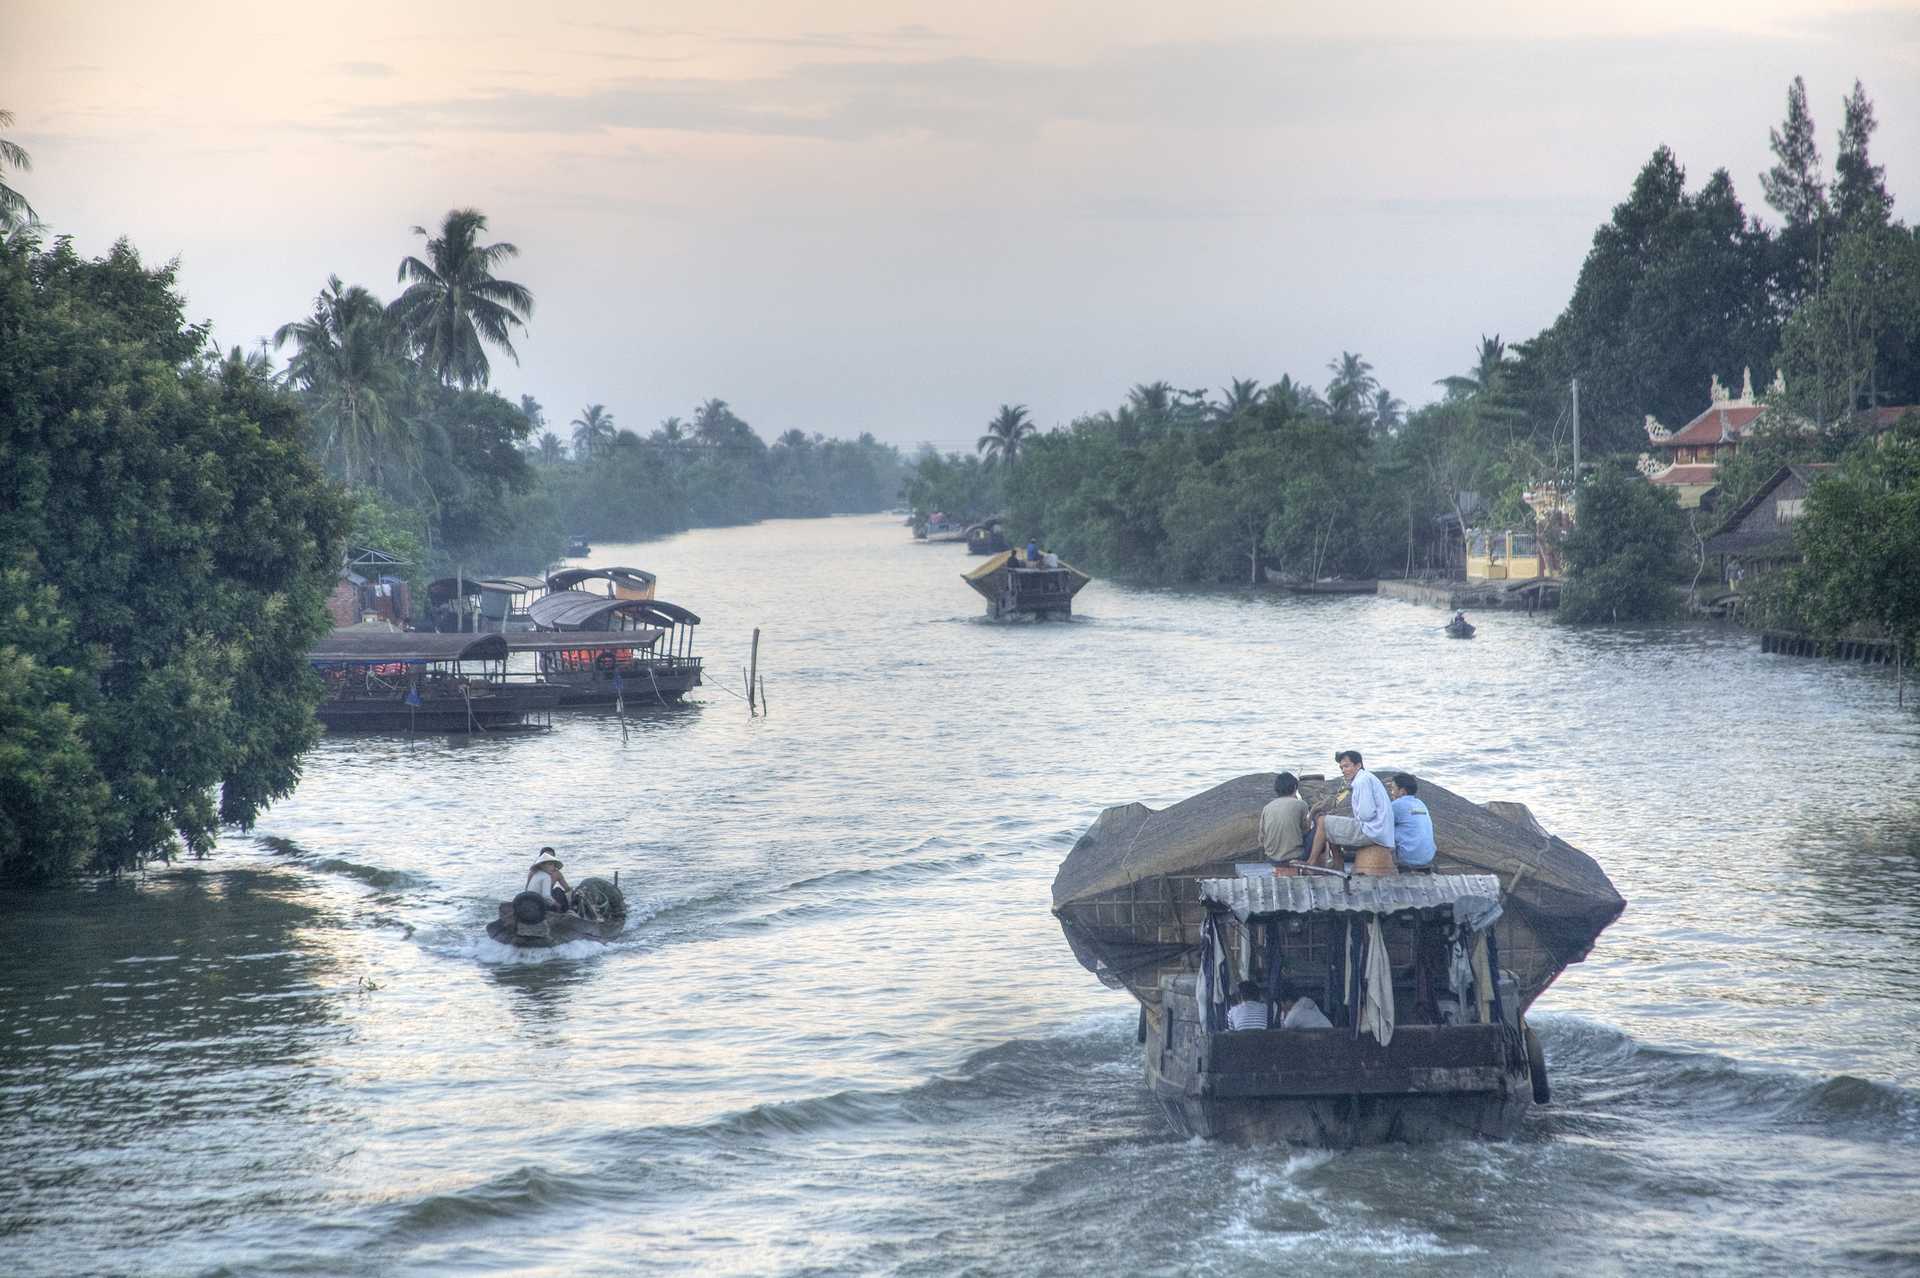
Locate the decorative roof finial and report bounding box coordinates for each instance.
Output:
[1710,373,1729,404]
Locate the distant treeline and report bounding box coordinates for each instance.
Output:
[906,77,1920,604]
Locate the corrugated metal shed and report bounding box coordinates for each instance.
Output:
[1198,873,1500,921]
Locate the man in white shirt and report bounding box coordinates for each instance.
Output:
[1259,771,1311,866]
[1225,980,1270,1031]
[1307,748,1395,867]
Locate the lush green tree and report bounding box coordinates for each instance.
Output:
[1213,378,1264,421]
[0,109,34,229]
[1558,465,1685,623]
[1436,335,1508,400]
[0,235,346,882]
[388,208,533,388]
[1774,222,1920,426]
[1833,79,1891,230]
[1324,351,1377,425]
[977,403,1035,468]
[535,431,565,464]
[1789,417,1920,701]
[274,275,408,487]
[570,403,616,461]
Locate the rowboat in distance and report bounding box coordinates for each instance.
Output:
[1052,772,1624,1145]
[963,550,1091,620]
[965,517,1010,556]
[565,533,591,556]
[308,630,562,732]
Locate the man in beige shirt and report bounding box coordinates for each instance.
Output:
[1259,772,1311,865]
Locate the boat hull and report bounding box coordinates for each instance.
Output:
[543,661,703,707]
[316,683,564,732]
[485,915,622,947]
[1140,995,1532,1146]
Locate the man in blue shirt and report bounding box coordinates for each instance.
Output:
[1385,773,1436,869]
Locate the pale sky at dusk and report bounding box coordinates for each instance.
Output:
[6,2,1917,448]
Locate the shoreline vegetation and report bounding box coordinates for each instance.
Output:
[2,77,1917,884]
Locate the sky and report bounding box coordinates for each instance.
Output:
[5,1,1917,450]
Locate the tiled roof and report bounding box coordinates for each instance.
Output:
[1658,405,1766,448]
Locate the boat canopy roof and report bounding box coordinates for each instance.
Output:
[505,630,664,654]
[528,591,701,631]
[962,549,1092,601]
[1198,873,1502,923]
[427,574,548,603]
[545,566,656,594]
[309,631,509,664]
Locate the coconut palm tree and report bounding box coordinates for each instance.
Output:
[693,398,741,447]
[1436,335,1507,400]
[977,403,1035,467]
[571,404,616,460]
[535,431,566,464]
[1370,387,1406,434]
[0,110,35,229]
[274,276,407,487]
[776,428,812,449]
[519,393,545,431]
[655,415,687,445]
[388,208,533,388]
[1214,378,1264,421]
[1325,351,1378,424]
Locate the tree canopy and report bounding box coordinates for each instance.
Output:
[0,235,345,882]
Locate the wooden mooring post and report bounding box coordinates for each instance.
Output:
[747,627,761,714]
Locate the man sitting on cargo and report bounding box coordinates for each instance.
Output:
[1385,773,1437,870]
[1259,771,1311,867]
[1306,749,1395,867]
[1278,985,1334,1029]
[1226,980,1270,1031]
[525,848,573,914]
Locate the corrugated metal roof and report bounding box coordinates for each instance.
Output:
[1198,872,1500,920]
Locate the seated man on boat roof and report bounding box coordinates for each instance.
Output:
[1385,773,1436,871]
[1277,983,1333,1029]
[1306,749,1395,869]
[525,848,573,913]
[1259,771,1311,868]
[1226,980,1270,1031]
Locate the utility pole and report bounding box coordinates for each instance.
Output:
[1570,378,1581,495]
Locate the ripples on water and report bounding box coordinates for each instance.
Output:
[2,515,1916,1277]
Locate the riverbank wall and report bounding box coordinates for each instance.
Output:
[1377,578,1555,611]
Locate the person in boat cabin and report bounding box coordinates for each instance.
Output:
[1259,771,1311,866]
[1278,984,1334,1029]
[1385,773,1436,870]
[526,848,573,913]
[1226,980,1270,1031]
[1307,749,1395,867]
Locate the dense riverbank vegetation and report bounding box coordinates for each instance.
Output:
[903,79,1920,629]
[0,237,345,881]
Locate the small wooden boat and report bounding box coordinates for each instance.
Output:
[487,876,627,947]
[565,533,591,556]
[963,550,1091,620]
[1284,578,1377,595]
[965,518,1010,556]
[1445,617,1477,639]
[512,597,703,706]
[915,513,969,543]
[308,631,562,732]
[1053,773,1623,1145]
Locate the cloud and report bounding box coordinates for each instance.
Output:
[336,61,394,78]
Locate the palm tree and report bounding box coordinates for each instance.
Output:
[1127,381,1175,426]
[1436,335,1507,399]
[1325,351,1378,423]
[977,403,1035,467]
[0,110,35,229]
[693,398,739,447]
[655,415,687,445]
[571,404,616,460]
[274,276,406,487]
[535,431,566,464]
[776,428,812,449]
[1214,378,1264,421]
[388,208,533,388]
[1370,387,1406,434]
[519,393,545,431]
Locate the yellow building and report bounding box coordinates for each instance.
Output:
[1465,529,1545,581]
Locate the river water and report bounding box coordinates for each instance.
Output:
[2,514,1916,1277]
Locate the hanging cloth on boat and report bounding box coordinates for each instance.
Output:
[1198,913,1228,1033]
[1471,932,1495,1025]
[1360,915,1395,1046]
[1447,931,1474,1024]
[1263,919,1285,1023]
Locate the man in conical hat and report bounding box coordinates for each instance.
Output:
[525,847,573,913]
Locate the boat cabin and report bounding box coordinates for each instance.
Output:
[962,549,1091,619]
[546,566,657,601]
[306,630,561,731]
[427,574,550,632]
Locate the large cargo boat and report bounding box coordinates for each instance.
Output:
[1052,773,1623,1145]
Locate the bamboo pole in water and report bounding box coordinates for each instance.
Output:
[748,628,761,714]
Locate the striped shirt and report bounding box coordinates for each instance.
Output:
[1226,1001,1270,1031]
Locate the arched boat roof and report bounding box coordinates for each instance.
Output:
[545,566,657,593]
[309,630,509,664]
[426,574,548,603]
[528,592,701,631]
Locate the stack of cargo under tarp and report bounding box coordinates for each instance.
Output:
[1051,772,1624,1012]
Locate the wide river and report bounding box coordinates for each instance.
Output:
[3,514,1916,1277]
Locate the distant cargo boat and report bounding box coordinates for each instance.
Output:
[963,550,1090,620]
[965,517,1010,555]
[308,631,562,732]
[1052,773,1624,1145]
[915,512,969,543]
